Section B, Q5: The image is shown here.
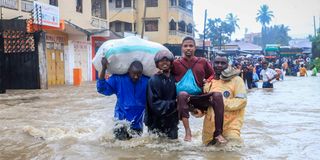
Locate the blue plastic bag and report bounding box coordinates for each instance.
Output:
[176,69,202,95]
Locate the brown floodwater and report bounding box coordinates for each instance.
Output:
[0,76,319,160]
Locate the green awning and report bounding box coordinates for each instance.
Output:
[265,44,280,52]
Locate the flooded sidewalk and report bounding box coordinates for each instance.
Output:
[0,76,319,160]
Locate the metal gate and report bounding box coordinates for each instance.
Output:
[0,20,41,92]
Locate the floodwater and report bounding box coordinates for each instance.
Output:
[0,76,319,160]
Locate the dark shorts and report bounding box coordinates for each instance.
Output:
[263,82,273,88]
[177,92,214,119]
[148,126,178,140]
[113,125,142,140]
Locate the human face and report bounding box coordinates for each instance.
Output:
[182,40,195,58]
[157,58,172,73]
[262,63,268,70]
[128,70,142,83]
[214,57,228,74]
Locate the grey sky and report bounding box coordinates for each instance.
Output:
[193,0,320,40]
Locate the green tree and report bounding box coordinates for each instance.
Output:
[310,29,320,58]
[201,13,239,48]
[256,4,274,47]
[225,13,240,38]
[253,24,291,46]
[256,4,274,28]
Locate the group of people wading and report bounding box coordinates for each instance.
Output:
[97,37,247,146]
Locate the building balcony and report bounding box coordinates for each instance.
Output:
[21,0,33,12]
[109,9,136,24]
[169,5,193,16]
[91,16,108,29]
[169,30,193,36]
[0,0,18,10]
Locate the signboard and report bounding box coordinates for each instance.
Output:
[33,1,60,28]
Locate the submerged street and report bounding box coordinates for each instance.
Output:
[0,76,319,160]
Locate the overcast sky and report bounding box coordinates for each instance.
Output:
[193,0,320,40]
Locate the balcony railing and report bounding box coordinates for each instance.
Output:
[0,0,18,10]
[91,16,108,29]
[169,30,192,36]
[21,0,33,12]
[169,5,193,15]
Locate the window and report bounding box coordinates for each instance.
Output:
[146,0,157,7]
[169,19,176,30]
[178,0,186,8]
[109,0,112,2]
[92,0,107,19]
[116,0,122,8]
[178,21,186,32]
[186,1,193,12]
[115,22,122,32]
[170,0,176,6]
[76,0,83,13]
[124,0,131,7]
[145,20,158,32]
[124,23,132,31]
[2,0,18,9]
[187,23,193,33]
[49,0,58,6]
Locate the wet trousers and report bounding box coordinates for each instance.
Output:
[177,91,224,137]
[148,126,178,140]
[113,125,142,140]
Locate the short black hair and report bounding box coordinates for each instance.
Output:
[128,60,143,72]
[182,36,196,45]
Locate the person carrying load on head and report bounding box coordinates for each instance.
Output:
[97,58,149,140]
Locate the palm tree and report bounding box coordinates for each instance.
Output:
[225,13,239,40]
[256,4,274,47]
[226,13,240,30]
[256,4,274,29]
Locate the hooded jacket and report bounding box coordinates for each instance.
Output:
[97,74,149,130]
[144,73,178,132]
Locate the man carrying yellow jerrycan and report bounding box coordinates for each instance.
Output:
[201,56,247,145]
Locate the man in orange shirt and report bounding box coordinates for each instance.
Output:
[299,64,307,77]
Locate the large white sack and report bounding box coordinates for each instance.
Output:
[92,36,169,77]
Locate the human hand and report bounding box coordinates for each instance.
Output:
[101,57,108,70]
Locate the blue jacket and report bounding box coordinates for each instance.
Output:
[97,74,149,130]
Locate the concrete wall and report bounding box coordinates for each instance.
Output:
[37,32,48,89]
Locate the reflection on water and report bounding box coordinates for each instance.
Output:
[0,76,319,160]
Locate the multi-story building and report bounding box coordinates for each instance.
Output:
[244,32,261,44]
[109,0,194,44]
[1,0,111,87]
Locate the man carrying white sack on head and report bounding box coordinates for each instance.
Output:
[93,36,170,140]
[97,58,149,141]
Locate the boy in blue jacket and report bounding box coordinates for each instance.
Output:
[97,58,149,140]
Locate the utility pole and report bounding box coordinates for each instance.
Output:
[0,5,3,20]
[202,9,207,52]
[141,0,147,39]
[313,16,317,37]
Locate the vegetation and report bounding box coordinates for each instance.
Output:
[309,29,320,59]
[201,13,239,48]
[253,24,291,46]
[256,4,274,29]
[254,5,291,47]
